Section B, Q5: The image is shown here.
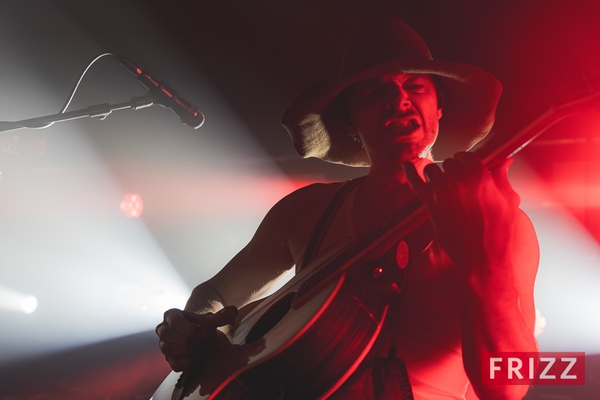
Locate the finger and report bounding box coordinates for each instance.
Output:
[155,321,164,336]
[157,325,191,346]
[164,309,202,336]
[441,157,463,181]
[491,158,520,207]
[159,340,188,357]
[423,163,446,186]
[454,152,487,179]
[167,355,191,372]
[207,305,239,327]
[453,151,481,166]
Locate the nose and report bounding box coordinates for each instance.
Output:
[386,83,411,110]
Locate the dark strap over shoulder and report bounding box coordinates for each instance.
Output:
[301,177,365,269]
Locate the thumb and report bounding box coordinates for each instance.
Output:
[491,158,520,207]
[210,305,238,327]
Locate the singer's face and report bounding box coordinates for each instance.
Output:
[344,72,442,164]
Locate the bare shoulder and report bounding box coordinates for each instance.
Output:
[270,181,347,224]
[205,180,352,307]
[264,180,349,261]
[276,181,346,213]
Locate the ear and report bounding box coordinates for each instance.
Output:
[437,107,443,120]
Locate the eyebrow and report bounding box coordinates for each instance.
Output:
[403,74,430,83]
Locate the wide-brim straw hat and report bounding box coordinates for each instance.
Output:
[281,19,503,167]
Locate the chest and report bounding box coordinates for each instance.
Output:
[400,243,461,321]
[291,179,462,321]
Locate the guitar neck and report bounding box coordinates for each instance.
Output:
[477,89,600,166]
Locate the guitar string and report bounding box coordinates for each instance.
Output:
[224,272,317,341]
[223,252,347,341]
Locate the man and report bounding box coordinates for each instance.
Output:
[156,19,539,399]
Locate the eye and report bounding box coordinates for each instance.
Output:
[404,83,426,92]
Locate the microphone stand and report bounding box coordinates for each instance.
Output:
[0,94,155,134]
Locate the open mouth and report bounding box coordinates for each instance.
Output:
[384,117,420,133]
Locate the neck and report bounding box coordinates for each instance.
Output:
[365,155,433,193]
[353,155,433,237]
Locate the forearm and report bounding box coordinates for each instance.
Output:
[461,261,537,399]
[184,282,226,314]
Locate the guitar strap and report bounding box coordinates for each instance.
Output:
[300,176,422,399]
[300,176,366,269]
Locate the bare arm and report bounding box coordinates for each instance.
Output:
[185,181,344,311]
[156,190,297,371]
[460,208,539,399]
[185,199,297,312]
[405,154,539,399]
[157,182,341,371]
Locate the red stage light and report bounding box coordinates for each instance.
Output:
[120,193,144,218]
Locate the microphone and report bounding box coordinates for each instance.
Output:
[115,54,205,129]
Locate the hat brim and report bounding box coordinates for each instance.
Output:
[282,57,503,166]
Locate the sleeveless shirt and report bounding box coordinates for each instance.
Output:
[297,180,472,399]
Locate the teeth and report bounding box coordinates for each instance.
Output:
[386,118,420,133]
[390,118,416,127]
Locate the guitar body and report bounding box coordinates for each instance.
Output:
[151,247,405,400]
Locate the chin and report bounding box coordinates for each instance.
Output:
[390,144,430,164]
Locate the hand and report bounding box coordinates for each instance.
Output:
[156,306,238,372]
[403,153,520,271]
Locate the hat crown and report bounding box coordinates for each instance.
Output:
[340,20,433,77]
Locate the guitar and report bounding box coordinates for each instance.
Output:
[151,89,600,400]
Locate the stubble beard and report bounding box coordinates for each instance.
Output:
[390,128,437,164]
[365,118,439,173]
